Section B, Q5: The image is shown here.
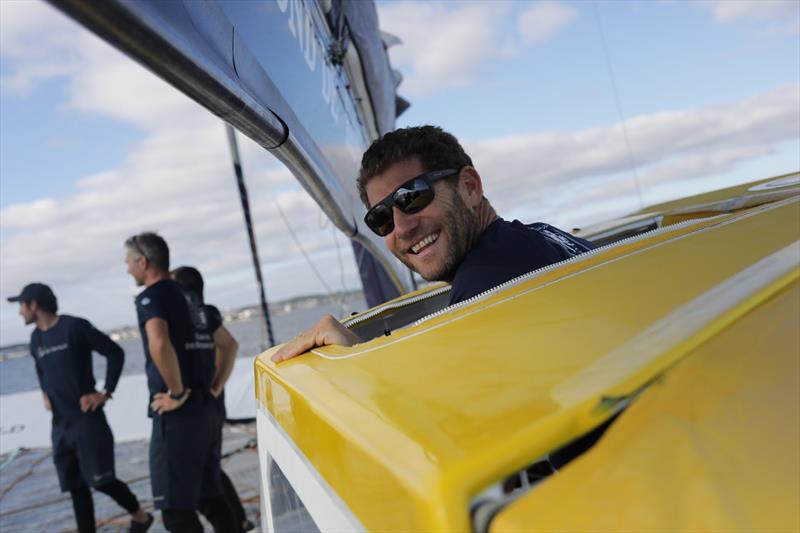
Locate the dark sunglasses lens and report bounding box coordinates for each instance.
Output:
[365,204,394,236]
[394,179,433,214]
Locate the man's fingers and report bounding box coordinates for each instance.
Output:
[272,330,314,362]
[149,389,189,414]
[272,315,359,363]
[79,395,94,413]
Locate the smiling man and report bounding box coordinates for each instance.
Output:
[272,125,594,362]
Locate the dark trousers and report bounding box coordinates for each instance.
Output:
[196,470,246,532]
[222,469,247,526]
[70,478,140,533]
[163,495,236,533]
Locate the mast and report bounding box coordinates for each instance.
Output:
[226,124,275,347]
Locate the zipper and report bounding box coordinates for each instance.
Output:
[410,215,727,327]
[342,284,452,328]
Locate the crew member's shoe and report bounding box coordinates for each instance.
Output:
[129,512,154,533]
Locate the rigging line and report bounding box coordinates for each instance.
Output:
[0,450,52,501]
[592,1,645,211]
[0,438,258,518]
[331,223,350,315]
[317,205,330,229]
[274,201,339,302]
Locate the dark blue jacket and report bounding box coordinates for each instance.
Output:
[449,219,595,304]
[30,315,124,419]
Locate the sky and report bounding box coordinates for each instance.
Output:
[1,0,798,346]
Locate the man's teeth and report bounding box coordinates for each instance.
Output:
[411,232,439,254]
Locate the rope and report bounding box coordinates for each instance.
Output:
[592,1,645,211]
[0,449,51,501]
[275,202,340,302]
[331,224,350,315]
[0,447,24,471]
[0,438,258,519]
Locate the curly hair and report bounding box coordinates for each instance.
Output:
[357,125,473,208]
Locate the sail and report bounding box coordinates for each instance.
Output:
[48,0,413,301]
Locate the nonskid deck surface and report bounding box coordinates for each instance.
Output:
[0,423,261,532]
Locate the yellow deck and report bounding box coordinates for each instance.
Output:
[493,283,800,532]
[255,193,799,531]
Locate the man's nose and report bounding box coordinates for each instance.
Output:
[391,206,419,237]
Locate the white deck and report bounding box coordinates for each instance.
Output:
[0,356,256,454]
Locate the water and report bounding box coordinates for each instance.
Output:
[0,296,366,532]
[0,295,366,397]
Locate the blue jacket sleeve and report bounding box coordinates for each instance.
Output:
[82,320,125,394]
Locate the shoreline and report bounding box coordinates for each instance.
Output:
[0,289,363,361]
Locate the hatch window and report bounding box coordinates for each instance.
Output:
[267,457,321,533]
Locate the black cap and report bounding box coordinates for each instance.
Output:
[7,283,58,311]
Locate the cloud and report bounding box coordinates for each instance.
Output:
[468,84,800,226]
[0,120,362,344]
[378,1,579,97]
[378,1,512,96]
[517,1,579,44]
[0,1,363,345]
[0,0,199,128]
[0,0,86,94]
[700,0,800,23]
[1,0,797,347]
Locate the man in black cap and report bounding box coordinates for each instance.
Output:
[124,233,237,533]
[7,283,153,533]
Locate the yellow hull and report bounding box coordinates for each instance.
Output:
[255,173,800,532]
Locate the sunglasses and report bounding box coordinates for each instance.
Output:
[364,168,459,236]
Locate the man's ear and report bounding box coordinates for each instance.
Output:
[457,166,484,209]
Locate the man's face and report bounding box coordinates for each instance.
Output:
[125,249,146,286]
[18,302,35,325]
[365,158,479,281]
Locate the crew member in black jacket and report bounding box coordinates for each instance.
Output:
[7,283,153,533]
[171,266,254,533]
[124,233,236,533]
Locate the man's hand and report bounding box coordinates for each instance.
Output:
[42,393,52,411]
[79,391,108,412]
[209,386,222,399]
[271,314,361,363]
[150,389,191,415]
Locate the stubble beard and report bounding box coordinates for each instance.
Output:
[397,192,480,282]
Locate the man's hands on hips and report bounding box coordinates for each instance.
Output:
[80,391,108,412]
[150,388,191,414]
[271,314,361,363]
